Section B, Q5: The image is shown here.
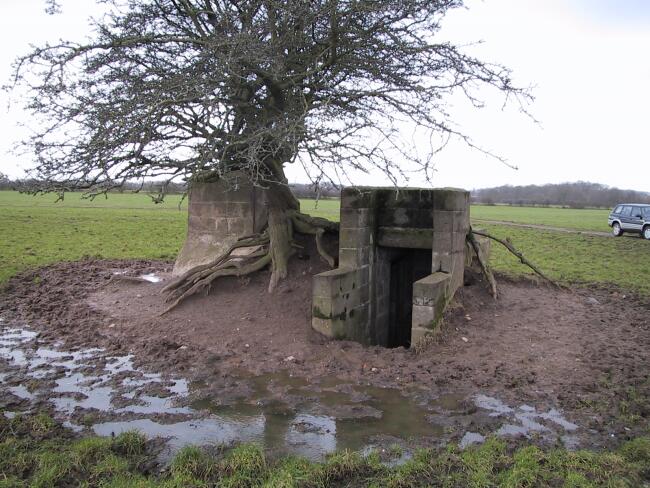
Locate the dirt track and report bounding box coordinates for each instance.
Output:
[1,239,649,450]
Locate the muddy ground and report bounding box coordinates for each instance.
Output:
[1,238,649,456]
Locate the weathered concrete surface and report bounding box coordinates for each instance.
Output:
[312,187,471,348]
[173,174,268,276]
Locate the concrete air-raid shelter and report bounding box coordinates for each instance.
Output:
[311,187,470,348]
[174,177,474,349]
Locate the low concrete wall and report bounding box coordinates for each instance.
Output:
[173,175,268,276]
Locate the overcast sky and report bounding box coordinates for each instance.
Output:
[0,0,648,191]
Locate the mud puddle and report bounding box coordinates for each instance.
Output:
[0,324,581,461]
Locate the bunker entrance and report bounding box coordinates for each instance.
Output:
[385,249,432,348]
[311,187,473,348]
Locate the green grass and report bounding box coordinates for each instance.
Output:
[482,223,650,295]
[2,412,649,487]
[300,198,616,233]
[1,191,649,295]
[298,198,341,222]
[470,204,612,232]
[0,191,187,283]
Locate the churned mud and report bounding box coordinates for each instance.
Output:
[1,240,649,459]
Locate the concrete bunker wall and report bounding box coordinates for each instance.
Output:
[173,174,268,276]
[312,187,470,347]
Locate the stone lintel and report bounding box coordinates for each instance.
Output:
[377,227,433,249]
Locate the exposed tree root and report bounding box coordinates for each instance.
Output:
[470,229,565,290]
[467,229,498,299]
[160,209,339,314]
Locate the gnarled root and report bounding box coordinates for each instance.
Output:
[160,209,339,314]
[470,228,565,291]
[467,229,498,299]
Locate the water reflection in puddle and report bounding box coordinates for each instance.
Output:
[189,373,443,458]
[140,273,162,283]
[1,325,582,460]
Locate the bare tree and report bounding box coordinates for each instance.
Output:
[13,0,530,294]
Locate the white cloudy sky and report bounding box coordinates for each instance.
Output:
[0,0,648,191]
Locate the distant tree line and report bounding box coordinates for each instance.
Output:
[288,183,339,199]
[472,182,650,208]
[0,174,339,199]
[0,176,188,195]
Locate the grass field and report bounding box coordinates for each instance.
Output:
[482,224,650,295]
[0,191,188,283]
[1,191,648,294]
[471,205,611,232]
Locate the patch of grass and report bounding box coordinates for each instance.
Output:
[299,198,341,222]
[71,436,113,469]
[471,204,612,232]
[112,430,147,457]
[2,411,650,487]
[0,191,186,283]
[169,445,215,481]
[29,413,56,437]
[482,224,650,295]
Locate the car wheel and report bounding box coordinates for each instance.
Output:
[612,222,623,237]
[643,226,650,240]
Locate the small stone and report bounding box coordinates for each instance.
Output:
[178,345,188,350]
[371,367,378,372]
[465,315,472,321]
[461,337,468,343]
[108,323,116,328]
[284,355,296,362]
[136,294,142,298]
[585,297,600,305]
[244,343,250,348]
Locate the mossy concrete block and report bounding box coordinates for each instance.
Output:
[339,247,370,268]
[377,207,434,228]
[413,272,450,306]
[377,227,433,249]
[340,208,372,228]
[312,296,332,319]
[375,188,433,208]
[312,267,356,298]
[339,227,371,248]
[432,188,469,211]
[412,304,435,329]
[341,187,376,209]
[432,209,470,233]
[312,317,345,339]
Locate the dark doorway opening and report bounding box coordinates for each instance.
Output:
[387,249,431,348]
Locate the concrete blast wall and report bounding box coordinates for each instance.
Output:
[173,175,268,276]
[312,187,471,347]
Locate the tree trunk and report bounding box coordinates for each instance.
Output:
[160,178,338,313]
[267,205,293,292]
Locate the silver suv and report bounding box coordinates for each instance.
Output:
[608,204,650,239]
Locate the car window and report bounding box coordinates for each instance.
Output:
[643,207,650,218]
[621,206,632,216]
[632,207,643,218]
[614,205,622,214]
